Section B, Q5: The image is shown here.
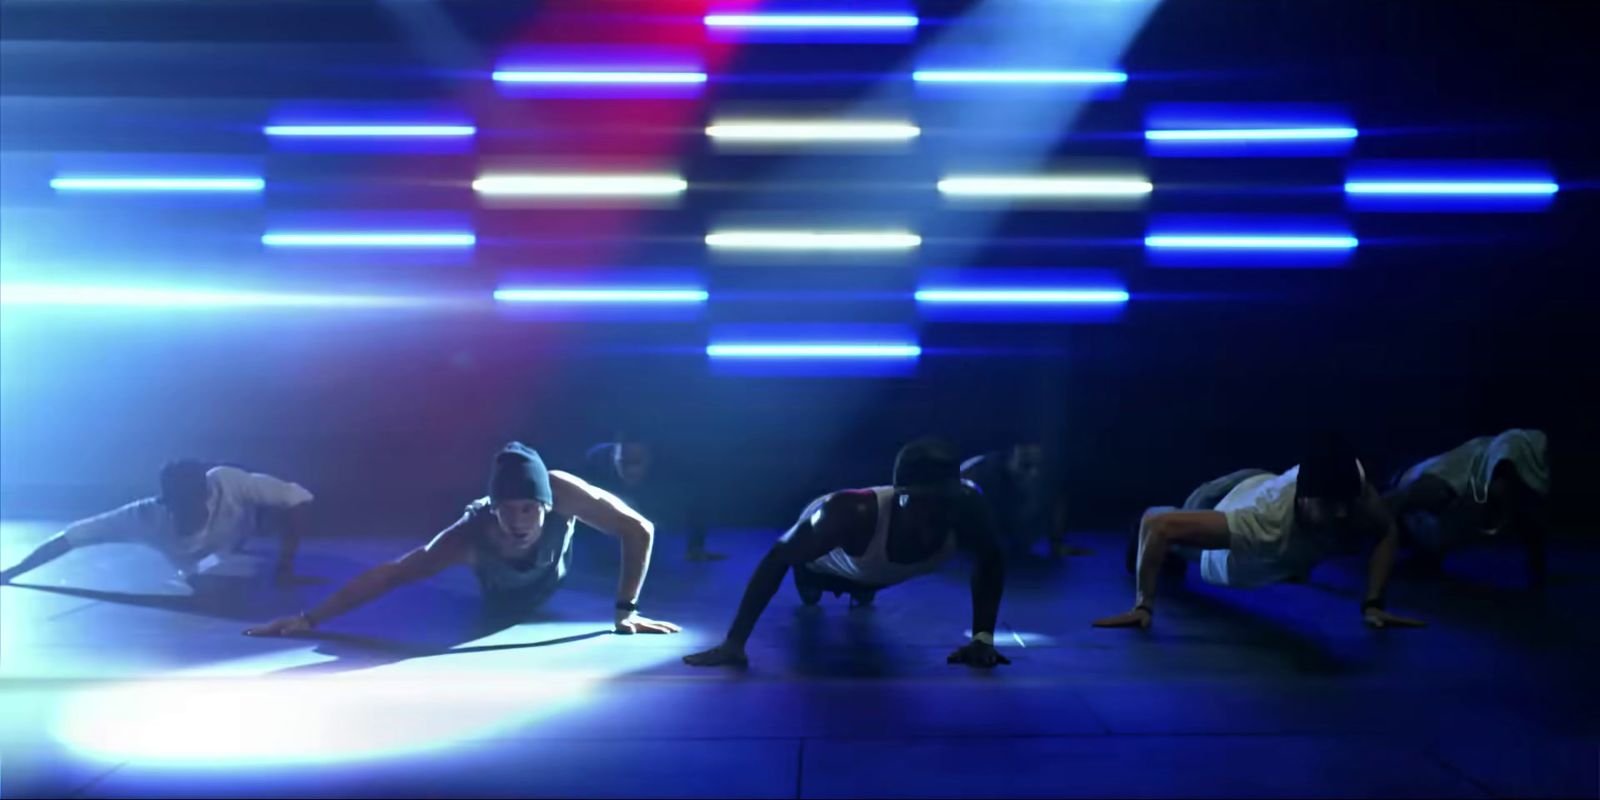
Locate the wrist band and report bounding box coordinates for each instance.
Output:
[1361,597,1386,613]
[1135,604,1154,617]
[615,600,639,613]
[972,631,995,645]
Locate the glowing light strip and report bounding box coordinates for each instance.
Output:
[491,71,707,85]
[913,70,1127,84]
[705,230,921,250]
[473,175,687,197]
[706,122,920,141]
[937,177,1152,197]
[0,284,430,309]
[263,125,475,138]
[50,177,264,192]
[1344,181,1559,196]
[1145,235,1358,250]
[493,288,708,304]
[707,342,922,359]
[915,288,1130,304]
[705,14,918,29]
[1145,127,1358,142]
[262,232,475,248]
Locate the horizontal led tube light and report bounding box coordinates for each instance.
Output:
[0,284,428,309]
[1145,235,1358,250]
[262,232,475,248]
[707,342,922,359]
[706,230,921,250]
[491,70,707,84]
[1344,181,1559,196]
[1145,127,1358,142]
[915,288,1130,304]
[705,14,918,28]
[50,177,264,192]
[706,121,919,142]
[493,288,708,304]
[263,125,475,138]
[913,70,1127,84]
[937,177,1152,197]
[473,175,687,197]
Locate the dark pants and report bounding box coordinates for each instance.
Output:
[795,563,881,597]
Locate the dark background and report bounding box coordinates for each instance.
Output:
[1,0,1593,534]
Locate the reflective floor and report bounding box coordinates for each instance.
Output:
[2,520,1595,798]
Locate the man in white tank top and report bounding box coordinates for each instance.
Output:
[683,438,1009,669]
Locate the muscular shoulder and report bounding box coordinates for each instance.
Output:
[814,490,877,526]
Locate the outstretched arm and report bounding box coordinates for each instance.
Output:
[1361,489,1425,628]
[683,492,867,666]
[550,471,678,634]
[1094,510,1231,629]
[949,498,1010,668]
[245,517,470,636]
[263,503,312,583]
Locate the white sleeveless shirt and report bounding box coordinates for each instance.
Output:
[803,486,958,587]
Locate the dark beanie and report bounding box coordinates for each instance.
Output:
[489,442,553,505]
[893,437,962,490]
[1297,431,1364,502]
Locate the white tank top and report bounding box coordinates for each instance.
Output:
[804,486,958,587]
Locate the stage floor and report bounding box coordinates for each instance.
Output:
[2,520,1595,798]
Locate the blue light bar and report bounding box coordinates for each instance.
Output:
[705,13,917,28]
[706,342,922,359]
[1145,127,1358,142]
[1344,181,1559,196]
[915,288,1130,304]
[50,177,264,192]
[0,284,432,309]
[913,70,1127,84]
[493,288,708,304]
[491,70,707,85]
[1145,235,1358,250]
[263,125,476,138]
[262,232,476,248]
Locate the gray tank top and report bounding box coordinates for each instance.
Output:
[463,497,577,606]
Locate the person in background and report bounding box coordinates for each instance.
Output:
[1385,429,1550,587]
[961,443,1084,559]
[586,431,724,562]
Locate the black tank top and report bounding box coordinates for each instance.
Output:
[462,497,577,606]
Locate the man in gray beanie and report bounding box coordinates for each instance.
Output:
[247,442,679,636]
[683,437,1008,669]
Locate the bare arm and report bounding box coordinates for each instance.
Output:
[953,496,1005,638]
[264,503,312,581]
[245,516,470,635]
[1094,509,1230,628]
[550,470,656,611]
[683,492,867,666]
